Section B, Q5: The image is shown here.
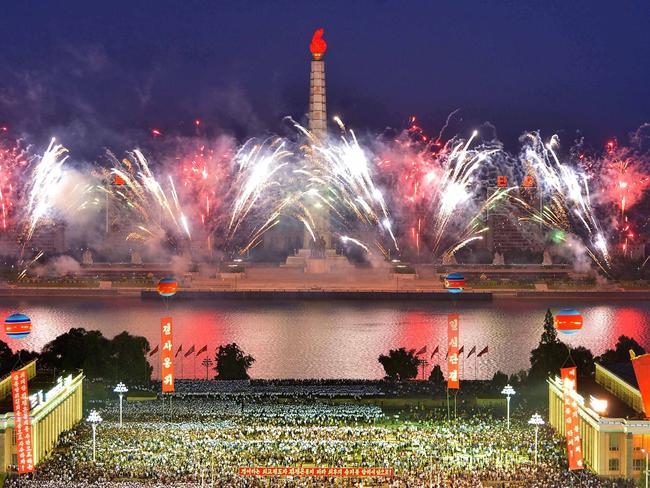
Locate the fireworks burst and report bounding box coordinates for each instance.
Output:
[103,149,192,244]
[25,138,69,240]
[516,132,611,272]
[0,138,29,232]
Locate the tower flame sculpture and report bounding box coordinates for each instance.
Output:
[308,28,327,139]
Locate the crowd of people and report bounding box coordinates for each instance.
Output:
[3,393,636,487]
[171,379,385,398]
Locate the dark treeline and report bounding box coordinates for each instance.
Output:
[0,331,256,383]
[378,308,645,389]
[0,328,153,383]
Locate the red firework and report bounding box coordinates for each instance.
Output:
[0,138,29,232]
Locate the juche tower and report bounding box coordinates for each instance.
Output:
[304,28,331,249]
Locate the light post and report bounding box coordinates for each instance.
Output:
[113,382,128,428]
[501,384,515,430]
[87,410,103,462]
[642,448,649,488]
[201,358,213,380]
[528,413,544,464]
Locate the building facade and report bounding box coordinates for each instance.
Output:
[548,363,650,479]
[0,360,84,473]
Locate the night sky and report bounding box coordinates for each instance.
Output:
[1,1,648,154]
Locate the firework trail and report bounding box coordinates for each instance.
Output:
[0,139,29,232]
[516,132,610,272]
[375,120,503,259]
[102,149,192,244]
[177,137,234,250]
[581,134,650,256]
[301,121,399,252]
[227,137,292,250]
[25,138,69,240]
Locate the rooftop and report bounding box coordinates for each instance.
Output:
[578,376,641,420]
[0,369,80,414]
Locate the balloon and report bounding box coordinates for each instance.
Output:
[4,313,32,339]
[555,309,583,334]
[157,278,177,297]
[445,272,465,293]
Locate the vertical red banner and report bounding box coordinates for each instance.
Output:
[447,314,459,389]
[11,370,34,473]
[631,353,650,417]
[161,317,174,393]
[560,367,584,470]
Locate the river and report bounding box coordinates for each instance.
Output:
[0,297,648,380]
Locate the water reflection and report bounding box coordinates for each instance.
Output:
[0,297,648,380]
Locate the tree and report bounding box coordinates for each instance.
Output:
[541,309,558,345]
[598,335,646,365]
[110,331,153,382]
[40,328,112,379]
[213,343,255,380]
[0,340,15,373]
[571,346,595,378]
[0,341,38,376]
[429,364,445,385]
[529,309,570,382]
[378,348,419,381]
[491,370,508,390]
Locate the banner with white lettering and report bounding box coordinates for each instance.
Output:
[11,370,34,473]
[161,317,175,392]
[560,366,584,470]
[447,314,459,389]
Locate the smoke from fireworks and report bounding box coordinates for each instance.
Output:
[7,117,650,275]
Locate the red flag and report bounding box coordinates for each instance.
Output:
[149,345,159,356]
[184,345,196,357]
[196,345,208,356]
[631,351,650,417]
[467,346,477,358]
[561,367,584,470]
[175,344,183,357]
[430,345,439,359]
[447,314,459,389]
[416,345,427,355]
[161,317,174,393]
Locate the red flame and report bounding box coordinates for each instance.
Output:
[310,28,327,58]
[606,139,617,153]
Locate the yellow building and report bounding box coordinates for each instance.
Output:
[0,360,84,473]
[548,362,650,479]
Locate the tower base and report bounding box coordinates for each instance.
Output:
[283,249,355,274]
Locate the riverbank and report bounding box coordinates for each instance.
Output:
[2,285,650,300]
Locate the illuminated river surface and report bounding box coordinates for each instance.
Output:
[0,297,648,380]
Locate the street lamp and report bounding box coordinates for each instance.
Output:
[87,410,103,462]
[113,382,128,428]
[501,384,515,430]
[528,413,545,464]
[201,358,214,380]
[642,448,649,488]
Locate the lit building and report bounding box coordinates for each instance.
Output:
[548,362,650,479]
[0,360,84,473]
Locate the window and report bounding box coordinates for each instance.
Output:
[609,459,620,472]
[633,459,643,471]
[609,434,620,452]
